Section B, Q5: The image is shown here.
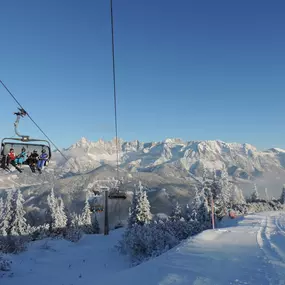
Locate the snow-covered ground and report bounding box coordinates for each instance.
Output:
[2,211,285,285]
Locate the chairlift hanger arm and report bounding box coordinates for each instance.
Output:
[13,109,29,139]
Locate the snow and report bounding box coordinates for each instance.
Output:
[2,212,285,285]
[1,229,128,285]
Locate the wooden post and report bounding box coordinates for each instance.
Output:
[211,197,215,229]
[104,188,109,235]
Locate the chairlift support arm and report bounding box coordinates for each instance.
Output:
[13,108,30,141]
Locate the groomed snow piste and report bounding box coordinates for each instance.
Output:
[1,211,285,285]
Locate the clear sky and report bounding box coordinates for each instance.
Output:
[0,0,284,150]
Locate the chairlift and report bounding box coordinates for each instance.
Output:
[108,182,127,199]
[0,108,51,173]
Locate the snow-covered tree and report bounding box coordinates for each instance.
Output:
[0,190,14,236]
[231,185,246,205]
[81,197,95,234]
[47,189,67,232]
[128,185,138,227]
[128,181,151,227]
[170,201,182,221]
[190,186,202,221]
[213,170,235,219]
[251,184,259,202]
[65,212,83,242]
[219,170,232,206]
[265,188,269,201]
[56,197,67,229]
[9,189,28,236]
[280,185,285,204]
[184,203,191,221]
[196,188,211,227]
[0,198,4,221]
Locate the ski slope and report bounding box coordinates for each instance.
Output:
[1,212,285,285]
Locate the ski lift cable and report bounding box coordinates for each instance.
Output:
[0,79,69,163]
[110,0,120,181]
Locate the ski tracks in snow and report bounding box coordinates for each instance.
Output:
[256,213,285,284]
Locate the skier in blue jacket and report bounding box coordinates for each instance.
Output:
[37,149,48,172]
[13,147,27,166]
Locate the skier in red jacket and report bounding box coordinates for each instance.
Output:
[6,148,16,167]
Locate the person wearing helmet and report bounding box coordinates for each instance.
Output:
[28,150,39,172]
[37,149,48,172]
[13,147,27,166]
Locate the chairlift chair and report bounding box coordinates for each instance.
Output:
[0,109,52,172]
[108,183,127,199]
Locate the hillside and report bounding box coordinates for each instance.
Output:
[1,211,285,285]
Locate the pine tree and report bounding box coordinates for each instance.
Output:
[220,170,232,206]
[184,203,191,222]
[136,183,152,225]
[196,188,211,227]
[47,188,57,231]
[0,190,14,236]
[47,189,67,232]
[265,188,269,201]
[128,185,138,227]
[231,185,246,205]
[0,198,4,222]
[214,170,232,218]
[56,197,67,229]
[81,197,94,234]
[191,186,202,221]
[280,185,285,204]
[251,184,259,202]
[170,201,182,221]
[9,189,28,236]
[128,181,151,227]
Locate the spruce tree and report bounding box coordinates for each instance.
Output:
[81,197,94,234]
[0,190,14,236]
[191,186,202,221]
[56,197,67,229]
[251,184,259,202]
[184,203,191,222]
[0,198,4,222]
[128,181,151,227]
[231,185,246,205]
[196,189,211,227]
[9,189,28,236]
[170,201,182,221]
[280,185,285,204]
[47,189,67,232]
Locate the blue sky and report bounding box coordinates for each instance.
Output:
[0,0,284,150]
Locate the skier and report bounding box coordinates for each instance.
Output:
[13,147,27,166]
[7,148,16,166]
[37,149,48,173]
[28,150,39,173]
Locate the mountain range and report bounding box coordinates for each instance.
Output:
[1,137,285,228]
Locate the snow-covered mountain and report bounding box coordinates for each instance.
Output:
[54,137,285,181]
[1,137,285,227]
